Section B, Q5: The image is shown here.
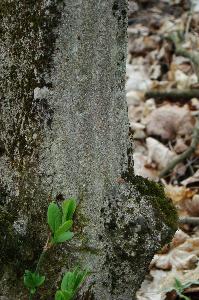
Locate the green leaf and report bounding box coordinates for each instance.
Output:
[62,199,76,223]
[53,231,74,244]
[164,287,174,293]
[73,268,89,291]
[24,270,35,289]
[61,268,89,293]
[34,274,45,287]
[55,220,73,237]
[62,290,74,300]
[55,289,74,300]
[174,277,183,292]
[55,290,65,300]
[24,270,45,290]
[47,202,62,233]
[56,268,89,300]
[61,272,76,291]
[176,292,190,300]
[30,288,36,295]
[182,280,199,289]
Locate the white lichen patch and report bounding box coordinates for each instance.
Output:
[34,86,50,99]
[13,216,28,236]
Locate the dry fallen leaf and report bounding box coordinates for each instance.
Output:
[151,235,199,271]
[151,248,198,270]
[128,104,144,122]
[146,137,175,169]
[181,170,199,187]
[174,138,188,154]
[128,3,199,300]
[178,237,199,256]
[149,64,162,80]
[126,90,145,106]
[164,185,195,204]
[164,184,199,216]
[142,99,156,119]
[136,270,167,300]
[126,64,152,92]
[191,98,199,110]
[182,194,199,217]
[130,122,146,139]
[137,265,199,300]
[133,152,159,179]
[146,105,194,140]
[174,70,197,90]
[171,229,190,249]
[128,1,139,17]
[128,35,160,56]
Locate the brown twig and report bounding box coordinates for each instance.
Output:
[145,89,199,103]
[179,216,199,226]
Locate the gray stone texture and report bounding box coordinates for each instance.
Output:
[0,1,177,299]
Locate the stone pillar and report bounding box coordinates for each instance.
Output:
[0,1,177,299]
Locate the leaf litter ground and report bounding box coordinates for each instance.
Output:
[127,1,199,299]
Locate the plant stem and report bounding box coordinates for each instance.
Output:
[35,234,51,274]
[29,234,51,299]
[35,250,47,274]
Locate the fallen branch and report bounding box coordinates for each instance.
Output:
[185,10,193,40]
[145,89,199,103]
[179,216,199,226]
[166,32,199,80]
[159,116,199,177]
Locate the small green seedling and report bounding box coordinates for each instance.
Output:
[24,270,45,296]
[47,199,76,244]
[166,277,199,300]
[55,268,89,300]
[24,198,83,300]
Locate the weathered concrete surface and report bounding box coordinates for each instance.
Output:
[0,1,177,299]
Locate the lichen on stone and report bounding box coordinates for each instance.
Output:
[130,175,178,231]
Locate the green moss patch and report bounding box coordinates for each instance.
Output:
[131,175,178,231]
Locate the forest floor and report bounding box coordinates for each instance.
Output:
[127,1,199,299]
